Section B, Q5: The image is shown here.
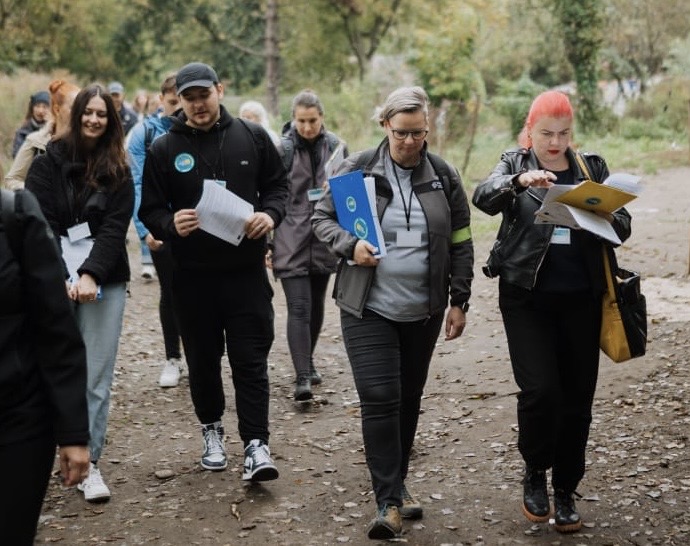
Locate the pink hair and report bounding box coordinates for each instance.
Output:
[517,90,574,148]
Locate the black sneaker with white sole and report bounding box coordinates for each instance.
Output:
[242,439,279,481]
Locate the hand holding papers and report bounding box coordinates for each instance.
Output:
[328,170,386,259]
[195,179,254,245]
[535,173,641,244]
[60,236,102,300]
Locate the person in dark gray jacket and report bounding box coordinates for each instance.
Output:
[272,90,347,401]
[312,86,473,540]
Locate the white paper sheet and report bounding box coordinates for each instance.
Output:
[195,180,254,246]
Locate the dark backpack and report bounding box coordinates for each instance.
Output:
[351,148,454,202]
[279,132,341,173]
[0,188,22,259]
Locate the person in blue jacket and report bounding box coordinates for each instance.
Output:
[127,73,184,388]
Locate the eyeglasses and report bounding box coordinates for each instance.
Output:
[389,128,428,141]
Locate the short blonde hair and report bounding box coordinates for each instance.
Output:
[374,86,429,126]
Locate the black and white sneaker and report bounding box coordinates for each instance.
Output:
[242,439,279,481]
[200,422,227,471]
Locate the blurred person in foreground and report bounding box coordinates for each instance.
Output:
[272,89,347,401]
[26,84,134,503]
[127,73,184,388]
[5,80,80,190]
[139,62,288,482]
[312,86,474,540]
[0,188,90,545]
[472,90,632,533]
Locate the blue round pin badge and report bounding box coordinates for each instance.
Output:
[346,196,357,212]
[174,153,195,173]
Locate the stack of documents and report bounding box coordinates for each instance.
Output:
[535,173,641,244]
[328,170,386,258]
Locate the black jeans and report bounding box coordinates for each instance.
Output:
[173,267,274,445]
[280,274,330,376]
[151,243,181,360]
[499,280,601,492]
[0,434,55,546]
[340,308,443,507]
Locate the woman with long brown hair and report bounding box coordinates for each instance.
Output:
[26,83,134,503]
[4,79,80,189]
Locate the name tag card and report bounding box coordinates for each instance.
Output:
[550,227,571,245]
[308,188,324,202]
[396,229,422,247]
[67,222,91,243]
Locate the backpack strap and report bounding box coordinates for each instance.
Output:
[279,131,342,173]
[351,149,452,202]
[143,118,156,152]
[1,188,23,260]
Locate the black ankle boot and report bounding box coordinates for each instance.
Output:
[553,489,582,533]
[522,467,550,522]
[294,373,313,401]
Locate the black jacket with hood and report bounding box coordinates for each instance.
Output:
[139,106,288,272]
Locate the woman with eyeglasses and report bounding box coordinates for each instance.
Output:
[312,86,474,540]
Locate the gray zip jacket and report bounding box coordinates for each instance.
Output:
[311,139,473,318]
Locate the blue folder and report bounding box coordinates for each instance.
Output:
[328,170,386,258]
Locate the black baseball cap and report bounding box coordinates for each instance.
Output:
[176,62,219,95]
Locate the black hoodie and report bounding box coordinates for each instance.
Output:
[140,106,288,272]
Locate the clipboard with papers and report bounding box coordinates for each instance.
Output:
[328,169,386,259]
[534,173,641,244]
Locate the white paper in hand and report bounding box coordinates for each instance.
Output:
[195,180,254,246]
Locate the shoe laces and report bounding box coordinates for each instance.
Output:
[204,428,224,455]
[88,465,105,487]
[246,441,272,465]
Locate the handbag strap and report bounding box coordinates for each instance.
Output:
[602,246,617,296]
[574,152,593,181]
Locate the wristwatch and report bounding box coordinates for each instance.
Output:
[459,301,470,313]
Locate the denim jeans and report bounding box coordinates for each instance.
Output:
[75,282,127,462]
[340,308,443,507]
[140,238,153,265]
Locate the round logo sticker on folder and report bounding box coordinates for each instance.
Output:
[174,153,195,173]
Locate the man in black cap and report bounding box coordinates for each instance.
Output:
[11,91,50,158]
[108,81,137,135]
[140,62,288,483]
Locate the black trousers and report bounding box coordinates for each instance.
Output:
[0,434,56,546]
[499,280,601,492]
[280,274,330,376]
[173,267,274,445]
[150,243,181,360]
[340,308,443,507]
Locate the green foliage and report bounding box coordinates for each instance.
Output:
[623,78,690,134]
[493,74,546,139]
[407,3,482,105]
[551,0,604,132]
[111,0,265,92]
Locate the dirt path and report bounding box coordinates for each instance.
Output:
[37,167,690,545]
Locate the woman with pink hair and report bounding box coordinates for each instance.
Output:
[473,91,632,533]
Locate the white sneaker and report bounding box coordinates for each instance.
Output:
[141,264,155,280]
[201,422,227,471]
[77,463,111,502]
[159,358,181,388]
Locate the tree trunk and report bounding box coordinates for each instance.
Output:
[265,0,280,117]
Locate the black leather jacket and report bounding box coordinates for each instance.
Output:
[472,147,631,290]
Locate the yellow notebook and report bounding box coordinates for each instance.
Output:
[555,180,636,213]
